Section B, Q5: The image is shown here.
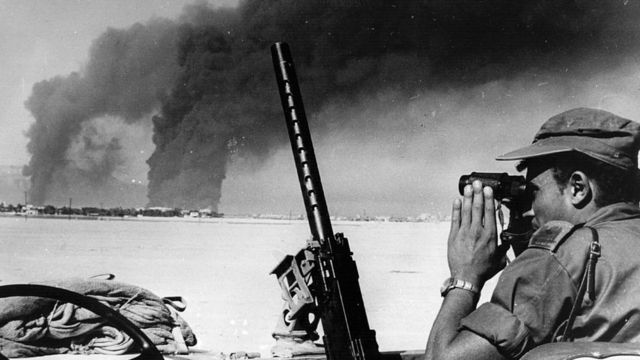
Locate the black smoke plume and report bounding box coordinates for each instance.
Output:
[24,19,180,206]
[25,0,640,212]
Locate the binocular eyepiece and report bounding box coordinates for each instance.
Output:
[458,172,527,202]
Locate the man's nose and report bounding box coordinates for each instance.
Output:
[522,209,535,218]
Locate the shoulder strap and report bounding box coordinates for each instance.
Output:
[528,221,580,252]
[557,226,600,342]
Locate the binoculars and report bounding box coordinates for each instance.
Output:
[458,172,527,204]
[459,172,533,254]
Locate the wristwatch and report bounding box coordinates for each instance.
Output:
[440,277,479,297]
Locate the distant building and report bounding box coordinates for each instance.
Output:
[21,204,39,216]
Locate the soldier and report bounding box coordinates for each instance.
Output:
[426,108,640,359]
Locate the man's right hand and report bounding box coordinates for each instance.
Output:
[447,180,507,288]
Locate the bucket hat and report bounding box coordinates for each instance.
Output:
[496,107,640,170]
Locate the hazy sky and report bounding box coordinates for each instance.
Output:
[3,1,640,217]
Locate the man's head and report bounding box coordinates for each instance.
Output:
[497,107,640,228]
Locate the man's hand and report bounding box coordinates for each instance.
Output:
[447,180,507,288]
[426,182,508,360]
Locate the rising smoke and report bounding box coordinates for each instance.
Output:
[24,18,180,206]
[24,0,640,213]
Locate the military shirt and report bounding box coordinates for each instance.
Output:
[459,202,640,359]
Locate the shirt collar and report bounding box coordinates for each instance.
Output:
[584,202,640,227]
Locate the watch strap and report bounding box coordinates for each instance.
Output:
[441,277,479,297]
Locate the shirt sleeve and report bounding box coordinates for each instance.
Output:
[459,248,577,358]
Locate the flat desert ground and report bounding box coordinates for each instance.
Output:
[0,216,499,356]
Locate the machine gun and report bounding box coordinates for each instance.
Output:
[270,42,381,360]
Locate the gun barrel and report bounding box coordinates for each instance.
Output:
[271,42,381,360]
[271,42,334,244]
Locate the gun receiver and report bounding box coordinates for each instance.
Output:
[270,42,381,360]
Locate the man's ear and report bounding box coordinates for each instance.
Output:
[569,171,592,208]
